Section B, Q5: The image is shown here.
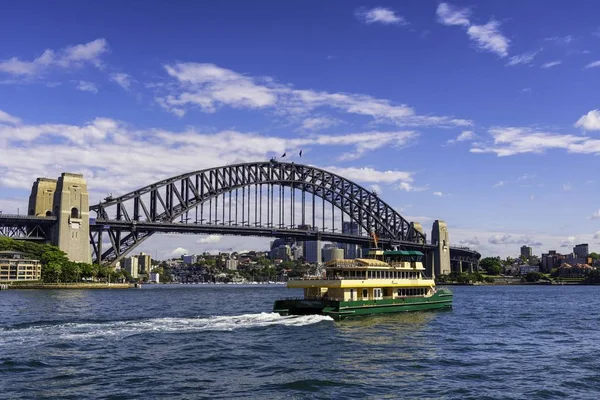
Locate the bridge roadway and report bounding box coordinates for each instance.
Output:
[0,214,480,270]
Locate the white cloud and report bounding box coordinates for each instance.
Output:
[559,236,577,248]
[488,234,542,246]
[541,60,562,68]
[493,180,504,188]
[433,191,443,196]
[0,38,108,78]
[75,81,98,94]
[563,183,572,191]
[156,63,471,127]
[398,182,428,192]
[197,235,222,244]
[594,231,600,240]
[467,21,510,58]
[325,166,413,184]
[506,50,540,66]
[110,73,132,90]
[0,110,20,125]
[530,194,535,201]
[516,173,536,181]
[545,35,573,45]
[0,109,422,194]
[355,7,407,25]
[437,4,509,58]
[171,247,188,257]
[299,116,340,131]
[458,237,480,247]
[436,3,470,26]
[447,130,475,144]
[590,209,600,220]
[471,126,600,156]
[369,184,382,195]
[575,110,600,131]
[585,61,600,68]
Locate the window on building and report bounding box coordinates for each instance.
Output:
[71,207,79,219]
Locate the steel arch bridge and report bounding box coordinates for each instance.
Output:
[89,161,428,265]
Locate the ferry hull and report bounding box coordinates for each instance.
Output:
[273,289,452,321]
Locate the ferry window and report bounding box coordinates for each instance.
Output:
[397,289,401,296]
[362,289,368,298]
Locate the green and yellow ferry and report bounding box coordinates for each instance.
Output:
[273,249,452,320]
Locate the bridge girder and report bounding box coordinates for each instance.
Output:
[90,161,427,265]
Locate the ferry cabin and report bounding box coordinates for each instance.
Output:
[288,250,435,302]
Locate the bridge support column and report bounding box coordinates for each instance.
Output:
[431,220,451,276]
[50,173,91,264]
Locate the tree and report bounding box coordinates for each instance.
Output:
[589,252,600,261]
[525,272,543,282]
[480,257,503,275]
[586,269,600,284]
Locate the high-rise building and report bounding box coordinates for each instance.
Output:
[138,252,152,273]
[304,240,322,264]
[123,256,139,279]
[520,246,533,258]
[574,244,589,259]
[272,245,292,262]
[339,221,360,259]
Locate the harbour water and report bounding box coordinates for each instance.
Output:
[2,285,600,399]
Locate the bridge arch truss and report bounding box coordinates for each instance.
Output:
[90,161,427,265]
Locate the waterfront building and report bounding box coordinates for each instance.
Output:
[225,258,238,270]
[573,244,589,259]
[323,246,344,263]
[520,246,533,258]
[122,256,139,279]
[541,251,566,273]
[0,251,41,281]
[150,272,160,283]
[520,265,539,275]
[182,254,197,265]
[138,252,152,273]
[557,263,594,278]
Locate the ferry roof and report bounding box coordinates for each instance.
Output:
[384,250,424,256]
[354,258,389,266]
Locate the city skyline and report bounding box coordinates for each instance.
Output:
[1,1,600,258]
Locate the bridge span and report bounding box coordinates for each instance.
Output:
[0,161,480,274]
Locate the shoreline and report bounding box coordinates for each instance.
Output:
[7,283,132,290]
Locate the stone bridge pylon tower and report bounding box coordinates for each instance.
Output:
[28,173,91,263]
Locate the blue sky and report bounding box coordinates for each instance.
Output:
[1,1,600,258]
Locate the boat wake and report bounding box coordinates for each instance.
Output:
[0,313,332,346]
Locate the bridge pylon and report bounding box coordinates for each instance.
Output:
[51,173,91,263]
[431,220,451,277]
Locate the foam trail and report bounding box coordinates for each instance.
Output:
[0,313,332,346]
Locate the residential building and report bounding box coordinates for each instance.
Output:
[138,252,152,273]
[0,251,42,281]
[149,272,160,283]
[122,256,139,279]
[225,258,238,270]
[573,244,589,259]
[292,245,303,261]
[520,265,539,275]
[520,246,533,258]
[182,254,197,265]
